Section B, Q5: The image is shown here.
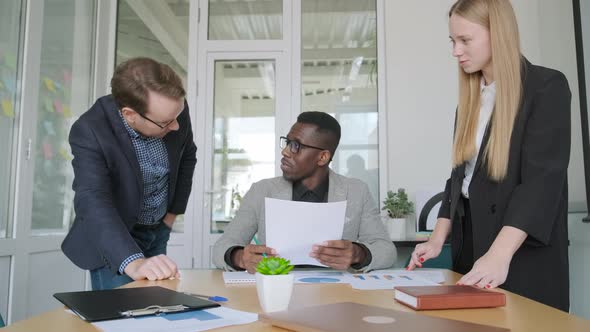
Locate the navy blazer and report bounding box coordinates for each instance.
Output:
[62,95,197,273]
[438,59,571,311]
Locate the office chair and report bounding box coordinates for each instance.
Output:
[417,192,444,232]
[405,191,452,269]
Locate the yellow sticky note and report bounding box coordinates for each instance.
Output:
[43,77,56,93]
[2,99,15,118]
[62,104,72,118]
[59,147,72,161]
[44,98,54,112]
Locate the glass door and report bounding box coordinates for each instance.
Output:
[209,59,278,234]
[199,52,289,267]
[0,0,24,323]
[193,0,292,268]
[193,0,386,268]
[3,0,97,323]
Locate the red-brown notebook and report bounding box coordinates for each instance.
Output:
[394,285,506,310]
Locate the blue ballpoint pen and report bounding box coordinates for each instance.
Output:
[252,235,267,258]
[184,292,228,303]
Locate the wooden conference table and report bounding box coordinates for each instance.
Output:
[4,269,590,332]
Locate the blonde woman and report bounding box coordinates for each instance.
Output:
[408,0,571,311]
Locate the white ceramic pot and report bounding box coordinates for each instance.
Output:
[384,217,407,240]
[255,273,294,313]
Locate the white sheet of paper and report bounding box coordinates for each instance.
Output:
[265,198,347,266]
[89,306,258,332]
[223,271,256,284]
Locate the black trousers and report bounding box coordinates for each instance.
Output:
[453,196,474,275]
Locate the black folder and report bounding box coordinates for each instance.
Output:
[54,286,220,322]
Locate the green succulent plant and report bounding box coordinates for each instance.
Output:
[256,257,294,275]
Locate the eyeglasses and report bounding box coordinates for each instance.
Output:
[280,136,327,154]
[137,112,178,130]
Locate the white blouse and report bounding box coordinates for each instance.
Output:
[462,79,496,198]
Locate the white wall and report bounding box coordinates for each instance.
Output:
[522,0,585,211]
[384,0,457,206]
[384,0,585,212]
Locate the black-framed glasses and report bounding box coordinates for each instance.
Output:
[137,112,177,130]
[280,136,327,154]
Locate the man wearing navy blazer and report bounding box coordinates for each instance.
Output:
[62,58,197,290]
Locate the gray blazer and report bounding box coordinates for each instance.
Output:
[212,170,397,272]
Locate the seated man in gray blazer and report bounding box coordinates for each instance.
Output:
[212,112,396,273]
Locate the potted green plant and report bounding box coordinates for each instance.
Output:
[382,188,415,240]
[255,257,295,313]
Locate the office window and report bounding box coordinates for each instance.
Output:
[116,0,189,82]
[301,0,379,201]
[115,0,190,232]
[210,60,276,233]
[208,0,283,40]
[0,0,23,238]
[31,0,96,235]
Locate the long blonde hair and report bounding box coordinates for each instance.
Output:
[450,0,522,181]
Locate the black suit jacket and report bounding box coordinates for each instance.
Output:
[438,59,571,311]
[62,95,197,273]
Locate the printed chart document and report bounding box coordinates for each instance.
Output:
[347,271,438,290]
[89,306,257,332]
[224,270,351,284]
[265,198,346,266]
[370,269,446,284]
[223,269,447,290]
[291,270,351,284]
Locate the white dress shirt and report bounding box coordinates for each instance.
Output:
[462,79,496,198]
